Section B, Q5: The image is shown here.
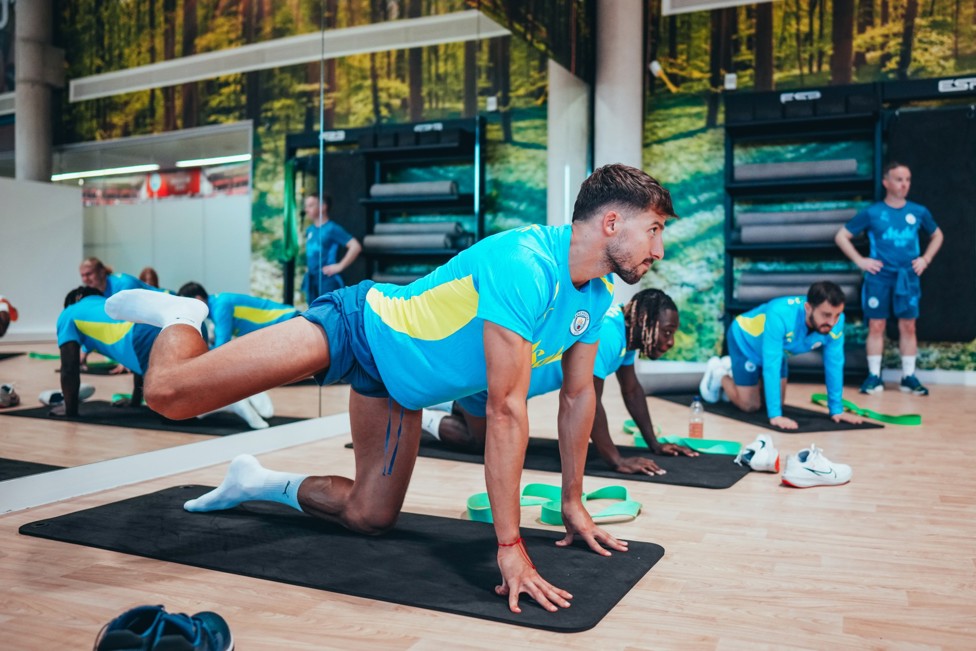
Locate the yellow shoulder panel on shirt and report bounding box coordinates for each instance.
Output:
[600,276,614,294]
[233,306,295,324]
[366,276,479,340]
[74,320,134,345]
[735,313,766,337]
[829,330,843,340]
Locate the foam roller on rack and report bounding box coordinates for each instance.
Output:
[372,273,425,285]
[363,233,452,251]
[373,222,464,235]
[735,284,860,304]
[739,222,846,244]
[733,159,858,181]
[737,208,856,226]
[738,272,862,286]
[369,181,458,197]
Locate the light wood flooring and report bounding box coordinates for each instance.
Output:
[1,340,974,650]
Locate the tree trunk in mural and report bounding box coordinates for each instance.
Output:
[181,0,198,129]
[495,36,513,143]
[369,0,382,123]
[163,0,177,131]
[647,0,660,94]
[408,0,423,122]
[706,8,732,128]
[463,40,477,118]
[324,0,337,130]
[898,0,919,79]
[668,16,677,60]
[854,0,874,67]
[881,0,890,25]
[149,0,157,126]
[830,0,854,85]
[754,2,774,91]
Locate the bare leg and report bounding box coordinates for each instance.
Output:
[898,319,918,357]
[721,375,762,413]
[438,403,488,453]
[866,319,886,357]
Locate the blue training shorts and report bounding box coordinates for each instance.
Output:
[728,330,788,387]
[861,272,920,320]
[301,281,389,399]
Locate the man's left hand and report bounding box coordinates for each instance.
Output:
[49,403,66,417]
[911,257,930,276]
[614,456,666,476]
[653,442,699,457]
[556,500,629,556]
[832,412,863,425]
[321,264,342,276]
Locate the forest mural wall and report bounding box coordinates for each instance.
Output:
[55,0,549,304]
[641,0,976,370]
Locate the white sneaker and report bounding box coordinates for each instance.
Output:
[39,383,95,406]
[247,391,275,419]
[782,444,852,488]
[698,356,725,403]
[0,383,20,408]
[230,398,269,429]
[734,434,780,472]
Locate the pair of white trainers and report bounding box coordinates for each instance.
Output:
[699,355,731,403]
[199,392,275,429]
[39,383,96,406]
[735,434,852,488]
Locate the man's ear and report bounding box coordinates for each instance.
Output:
[602,210,619,236]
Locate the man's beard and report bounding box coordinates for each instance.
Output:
[607,241,648,285]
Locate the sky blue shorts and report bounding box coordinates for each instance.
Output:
[862,271,920,320]
[728,329,788,387]
[301,281,389,399]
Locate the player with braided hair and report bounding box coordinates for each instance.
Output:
[422,288,696,475]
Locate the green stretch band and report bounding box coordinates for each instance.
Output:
[29,352,60,360]
[623,420,741,455]
[810,392,921,426]
[466,483,641,526]
[30,352,120,369]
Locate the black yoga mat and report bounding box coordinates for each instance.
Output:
[20,485,664,632]
[653,393,883,432]
[0,400,306,436]
[0,457,65,481]
[0,352,25,362]
[351,437,751,489]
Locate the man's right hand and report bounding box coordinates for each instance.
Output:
[49,403,67,417]
[614,455,666,476]
[770,416,798,430]
[858,257,883,274]
[495,543,572,614]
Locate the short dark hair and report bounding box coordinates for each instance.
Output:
[623,288,679,357]
[572,164,677,223]
[63,286,101,308]
[178,282,208,302]
[306,192,332,211]
[884,161,909,176]
[807,281,845,308]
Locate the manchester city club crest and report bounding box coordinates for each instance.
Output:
[570,310,590,336]
[905,213,917,225]
[745,360,757,372]
[868,296,880,309]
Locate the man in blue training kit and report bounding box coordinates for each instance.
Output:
[421,289,696,475]
[699,282,864,430]
[303,194,362,306]
[177,282,298,348]
[835,161,943,396]
[105,163,675,615]
[80,257,161,297]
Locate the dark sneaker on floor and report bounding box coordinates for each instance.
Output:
[151,611,233,651]
[900,374,929,396]
[0,383,19,408]
[94,604,168,651]
[859,374,884,394]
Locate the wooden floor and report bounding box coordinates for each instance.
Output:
[2,340,975,650]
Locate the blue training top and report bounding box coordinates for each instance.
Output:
[306,221,353,282]
[362,224,615,411]
[457,303,634,418]
[103,273,159,297]
[845,200,938,281]
[728,295,845,419]
[208,293,298,347]
[57,295,160,375]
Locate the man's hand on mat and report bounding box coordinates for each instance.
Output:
[654,442,699,457]
[496,545,572,614]
[769,416,799,430]
[832,412,864,425]
[614,456,667,475]
[108,364,130,375]
[48,403,66,417]
[556,503,629,556]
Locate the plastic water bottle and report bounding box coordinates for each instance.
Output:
[689,395,704,439]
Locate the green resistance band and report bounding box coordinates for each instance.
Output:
[623,420,742,455]
[466,483,642,526]
[810,392,921,426]
[29,352,120,369]
[28,352,60,360]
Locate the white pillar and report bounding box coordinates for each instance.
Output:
[546,60,590,226]
[594,0,645,303]
[15,0,63,182]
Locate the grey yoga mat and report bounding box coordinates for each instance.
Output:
[739,222,846,244]
[738,272,862,286]
[363,233,452,251]
[373,222,464,235]
[737,208,857,226]
[733,159,859,181]
[369,180,458,197]
[735,284,859,304]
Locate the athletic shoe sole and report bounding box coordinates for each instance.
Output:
[899,386,928,396]
[781,476,850,489]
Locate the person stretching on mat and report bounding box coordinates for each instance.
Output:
[105,163,675,615]
[835,161,943,396]
[52,286,271,428]
[698,281,864,430]
[177,282,298,348]
[421,288,697,475]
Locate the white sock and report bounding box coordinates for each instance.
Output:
[184,454,307,512]
[867,355,882,376]
[248,391,275,419]
[105,289,209,332]
[421,408,448,440]
[428,401,453,412]
[902,355,916,378]
[198,398,269,429]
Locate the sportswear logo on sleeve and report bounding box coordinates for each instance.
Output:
[570,310,590,336]
[829,331,842,340]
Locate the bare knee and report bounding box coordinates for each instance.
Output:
[739,400,762,413]
[343,508,399,536]
[868,319,887,336]
[899,319,917,336]
[144,376,196,420]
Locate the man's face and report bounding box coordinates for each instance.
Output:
[79,262,106,291]
[882,166,911,201]
[647,308,680,360]
[805,300,844,334]
[304,196,321,218]
[605,208,667,285]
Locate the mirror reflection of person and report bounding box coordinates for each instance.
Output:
[302,194,362,306]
